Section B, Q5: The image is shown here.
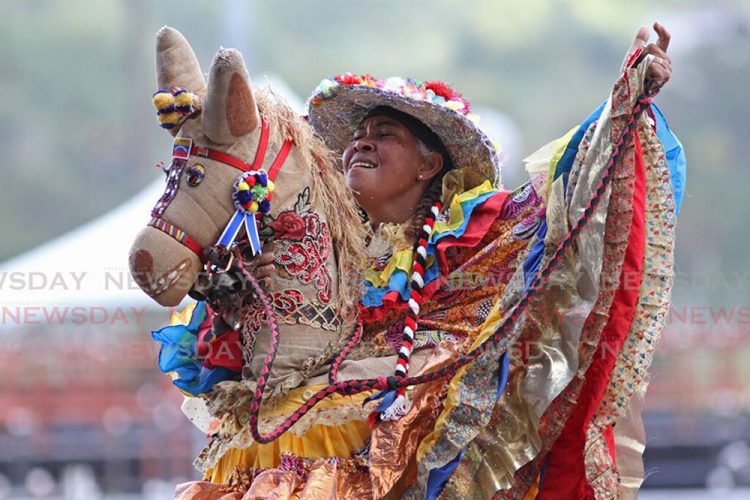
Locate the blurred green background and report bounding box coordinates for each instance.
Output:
[1,0,749,497]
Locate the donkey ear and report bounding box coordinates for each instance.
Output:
[155,26,206,93]
[203,48,260,145]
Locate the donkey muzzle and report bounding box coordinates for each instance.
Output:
[129,226,202,307]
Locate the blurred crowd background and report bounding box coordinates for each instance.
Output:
[0,0,748,498]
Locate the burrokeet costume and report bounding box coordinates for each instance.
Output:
[135,28,685,499]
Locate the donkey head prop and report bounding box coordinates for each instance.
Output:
[129,27,365,383]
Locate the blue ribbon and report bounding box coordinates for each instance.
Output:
[244,213,262,256]
[216,209,262,256]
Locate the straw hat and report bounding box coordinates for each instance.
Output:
[307,74,500,187]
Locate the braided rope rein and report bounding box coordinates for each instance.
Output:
[327,317,363,386]
[230,91,654,444]
[365,201,442,422]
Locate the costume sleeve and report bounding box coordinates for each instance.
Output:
[409,52,682,498]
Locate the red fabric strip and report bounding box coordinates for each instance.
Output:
[180,233,205,262]
[434,191,508,276]
[603,424,617,466]
[626,47,644,70]
[204,329,243,372]
[191,146,252,172]
[538,133,647,499]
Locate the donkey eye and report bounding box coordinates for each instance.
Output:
[186,163,205,187]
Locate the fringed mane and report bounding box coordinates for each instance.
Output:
[255,87,367,320]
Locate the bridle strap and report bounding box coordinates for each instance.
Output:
[148,217,206,262]
[253,118,271,168]
[150,118,293,259]
[267,139,293,182]
[190,119,272,172]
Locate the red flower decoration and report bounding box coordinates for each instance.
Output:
[334,73,376,86]
[268,211,307,240]
[425,80,471,113]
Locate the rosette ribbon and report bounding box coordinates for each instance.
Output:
[216,170,274,256]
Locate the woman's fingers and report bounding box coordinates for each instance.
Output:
[254,263,275,280]
[247,251,274,290]
[633,26,650,51]
[622,25,651,71]
[645,44,672,91]
[260,277,272,291]
[645,44,671,64]
[654,21,671,52]
[647,46,671,66]
[254,251,275,280]
[646,45,672,73]
[632,23,672,92]
[254,251,275,267]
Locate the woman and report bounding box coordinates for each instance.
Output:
[175,23,683,499]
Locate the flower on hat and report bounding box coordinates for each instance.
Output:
[424,81,471,113]
[316,74,473,117]
[334,72,378,87]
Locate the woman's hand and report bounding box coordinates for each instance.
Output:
[625,22,672,92]
[249,251,275,291]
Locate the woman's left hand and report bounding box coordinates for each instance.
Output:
[628,22,672,92]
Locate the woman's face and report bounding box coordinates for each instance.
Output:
[341,114,441,222]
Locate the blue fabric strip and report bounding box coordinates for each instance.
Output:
[174,366,236,395]
[521,100,605,290]
[553,100,607,183]
[187,301,207,329]
[362,271,410,308]
[652,104,686,216]
[245,214,262,255]
[151,302,236,396]
[428,191,499,244]
[522,221,548,291]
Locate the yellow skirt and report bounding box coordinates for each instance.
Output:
[204,383,374,484]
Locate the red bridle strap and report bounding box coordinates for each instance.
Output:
[267,139,293,181]
[190,119,271,172]
[148,217,206,262]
